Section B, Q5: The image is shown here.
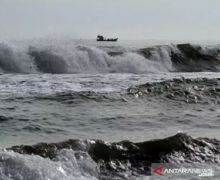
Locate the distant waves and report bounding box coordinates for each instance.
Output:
[0,42,220,74]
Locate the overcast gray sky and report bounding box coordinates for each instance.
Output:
[0,0,219,40]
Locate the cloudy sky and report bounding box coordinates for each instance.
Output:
[0,0,219,40]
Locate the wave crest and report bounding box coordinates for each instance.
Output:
[0,41,219,74]
[7,133,220,177]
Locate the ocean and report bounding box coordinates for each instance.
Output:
[0,39,219,180]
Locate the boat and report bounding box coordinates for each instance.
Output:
[96,35,118,42]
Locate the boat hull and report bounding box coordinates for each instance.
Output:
[97,38,118,42]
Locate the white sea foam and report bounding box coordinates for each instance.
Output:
[0,40,174,74]
[0,149,98,180]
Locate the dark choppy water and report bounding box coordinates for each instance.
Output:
[1,73,220,147]
[0,40,220,179]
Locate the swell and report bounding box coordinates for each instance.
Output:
[30,77,220,104]
[128,77,220,104]
[7,133,220,176]
[0,42,220,74]
[35,91,127,104]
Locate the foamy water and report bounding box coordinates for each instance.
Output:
[0,39,219,179]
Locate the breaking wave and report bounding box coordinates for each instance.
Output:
[0,133,219,179]
[0,41,220,74]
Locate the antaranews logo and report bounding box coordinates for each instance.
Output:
[151,163,214,177]
[152,165,164,176]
